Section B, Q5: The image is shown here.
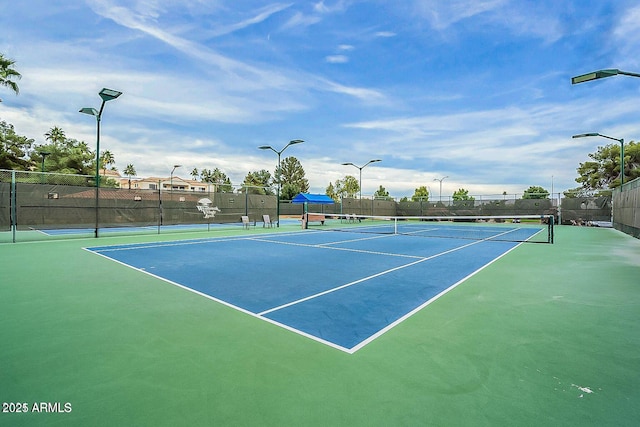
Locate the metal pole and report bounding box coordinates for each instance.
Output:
[80,88,122,238]
[620,139,625,185]
[433,176,448,203]
[277,152,281,227]
[359,167,362,215]
[95,110,102,238]
[259,140,304,227]
[11,170,16,243]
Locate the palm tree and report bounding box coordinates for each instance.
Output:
[124,164,136,190]
[100,150,115,176]
[0,54,21,96]
[191,167,199,180]
[44,126,66,146]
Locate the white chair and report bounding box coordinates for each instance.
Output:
[263,214,275,228]
[241,216,255,229]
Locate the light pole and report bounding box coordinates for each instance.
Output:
[39,151,51,184]
[341,159,381,212]
[80,88,122,238]
[572,133,625,185]
[433,176,448,202]
[170,164,182,196]
[571,68,640,85]
[259,139,304,227]
[39,151,51,173]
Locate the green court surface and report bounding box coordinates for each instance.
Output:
[1,225,639,426]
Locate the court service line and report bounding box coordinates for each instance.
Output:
[257,237,490,316]
[316,233,397,247]
[247,236,425,260]
[86,230,307,252]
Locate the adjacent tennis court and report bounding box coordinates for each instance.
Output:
[86,222,539,352]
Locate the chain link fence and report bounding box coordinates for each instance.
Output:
[613,177,640,238]
[1,169,625,242]
[0,170,276,242]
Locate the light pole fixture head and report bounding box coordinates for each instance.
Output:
[79,107,99,116]
[258,145,273,150]
[571,69,619,84]
[341,162,355,166]
[572,133,599,139]
[99,88,123,102]
[289,139,304,145]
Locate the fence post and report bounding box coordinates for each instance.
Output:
[11,170,16,243]
[158,180,162,230]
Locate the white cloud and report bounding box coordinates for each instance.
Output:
[319,79,386,102]
[326,55,349,63]
[281,11,322,29]
[313,0,348,14]
[413,0,507,30]
[613,5,640,68]
[406,0,564,43]
[207,3,294,37]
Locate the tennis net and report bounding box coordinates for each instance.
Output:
[303,213,554,243]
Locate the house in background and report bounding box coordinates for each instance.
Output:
[118,176,215,192]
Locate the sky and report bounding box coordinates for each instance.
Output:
[1,0,640,199]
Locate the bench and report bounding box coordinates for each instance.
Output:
[305,213,325,225]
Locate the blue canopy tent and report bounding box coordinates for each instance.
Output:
[291,193,335,205]
[291,193,335,228]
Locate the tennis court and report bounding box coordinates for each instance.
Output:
[1,221,639,426]
[86,220,542,352]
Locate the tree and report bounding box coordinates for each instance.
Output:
[242,169,274,195]
[190,168,199,180]
[201,168,233,192]
[277,156,309,199]
[32,127,94,175]
[334,175,359,198]
[100,150,115,176]
[0,120,34,170]
[522,186,549,199]
[374,185,390,199]
[326,182,339,202]
[575,141,640,190]
[44,126,66,145]
[0,54,21,96]
[411,186,429,201]
[124,164,136,189]
[452,188,474,201]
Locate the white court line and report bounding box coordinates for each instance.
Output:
[86,230,307,252]
[247,236,425,260]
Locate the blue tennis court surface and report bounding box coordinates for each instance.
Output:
[86,228,538,352]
